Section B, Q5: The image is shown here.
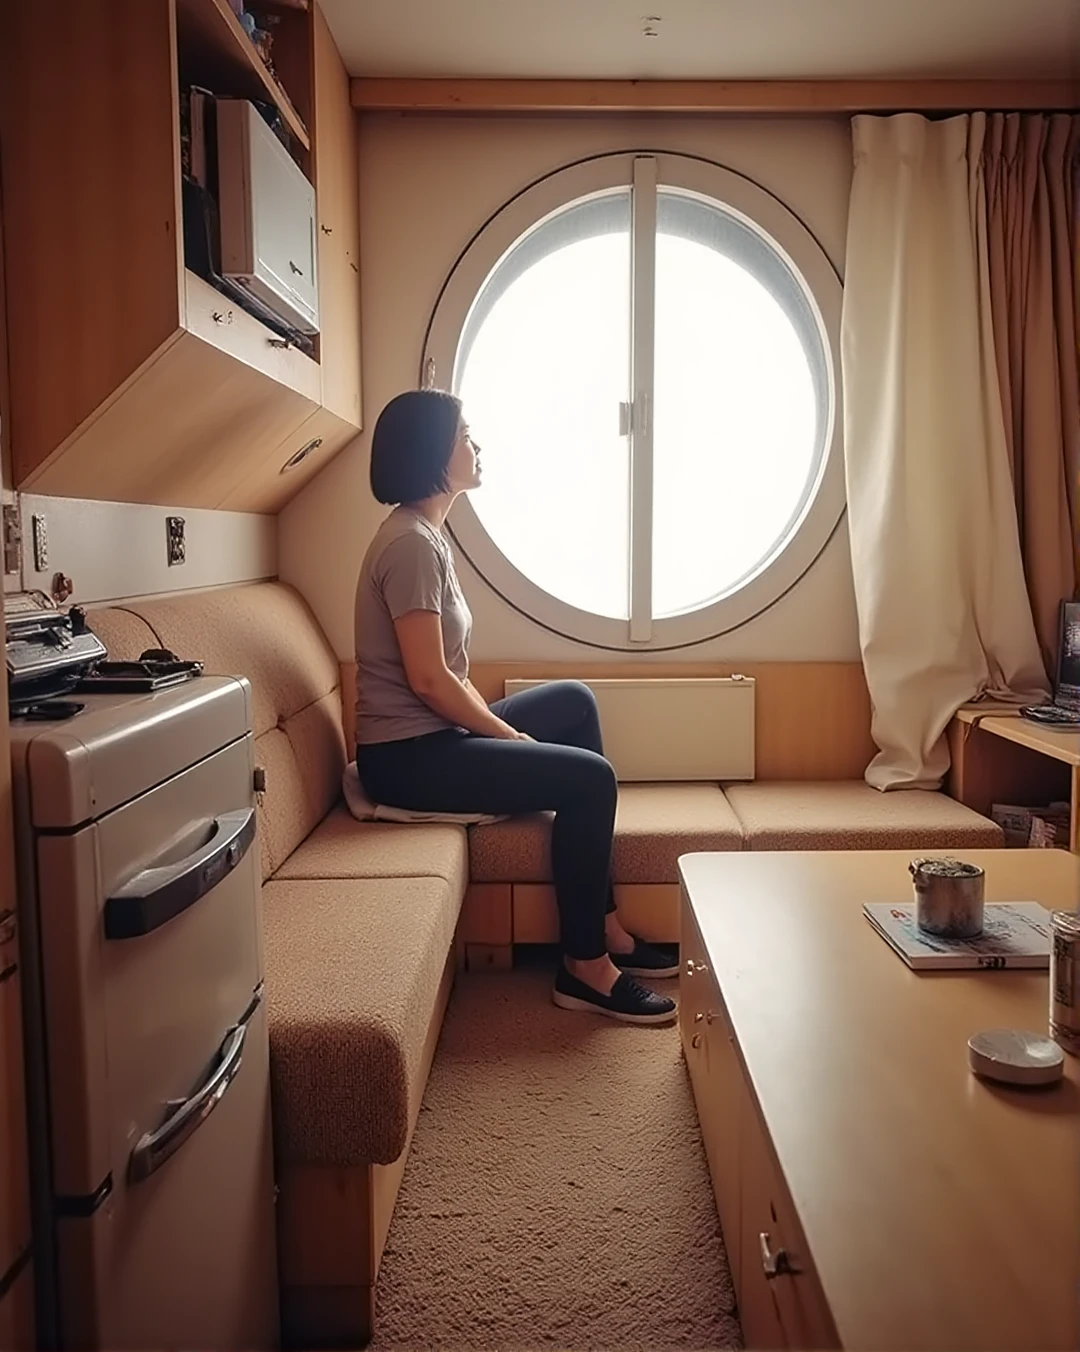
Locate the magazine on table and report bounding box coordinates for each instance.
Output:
[863,901,1052,970]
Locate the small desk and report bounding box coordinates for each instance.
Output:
[947,706,1080,852]
[680,849,1080,1352]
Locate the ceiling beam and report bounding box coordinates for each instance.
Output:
[350,78,1080,115]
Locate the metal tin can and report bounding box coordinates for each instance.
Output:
[909,857,985,938]
[1049,909,1080,1055]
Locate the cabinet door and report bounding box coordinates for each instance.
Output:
[739,1085,837,1350]
[739,1079,791,1349]
[701,987,741,1289]
[312,0,362,430]
[679,891,741,1284]
[218,404,358,514]
[678,888,710,1090]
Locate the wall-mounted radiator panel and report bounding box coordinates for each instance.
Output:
[502,678,755,782]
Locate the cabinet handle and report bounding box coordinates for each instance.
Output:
[0,909,16,947]
[691,1032,703,1049]
[706,1010,719,1025]
[760,1231,799,1279]
[320,224,333,235]
[685,959,707,976]
[289,260,303,275]
[693,1011,704,1023]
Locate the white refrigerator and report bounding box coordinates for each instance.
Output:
[9,675,279,1350]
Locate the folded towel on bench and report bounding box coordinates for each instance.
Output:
[342,762,508,826]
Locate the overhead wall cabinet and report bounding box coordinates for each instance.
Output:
[0,0,361,513]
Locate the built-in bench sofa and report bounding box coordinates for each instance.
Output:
[88,581,1002,1346]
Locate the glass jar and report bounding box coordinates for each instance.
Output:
[1049,909,1080,1055]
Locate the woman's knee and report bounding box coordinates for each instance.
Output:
[573,747,617,801]
[552,679,599,723]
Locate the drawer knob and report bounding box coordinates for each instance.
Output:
[760,1231,799,1279]
[693,1011,704,1023]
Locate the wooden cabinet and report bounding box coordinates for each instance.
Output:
[312,1,362,431]
[0,0,361,513]
[680,903,742,1289]
[680,884,836,1350]
[738,1084,835,1351]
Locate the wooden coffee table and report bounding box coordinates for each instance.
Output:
[678,849,1080,1352]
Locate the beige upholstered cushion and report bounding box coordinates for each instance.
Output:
[261,875,462,1167]
[92,583,341,738]
[613,783,744,881]
[468,813,553,883]
[469,783,744,884]
[90,583,347,880]
[723,781,1004,851]
[274,804,468,893]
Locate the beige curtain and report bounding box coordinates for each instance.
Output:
[984,114,1080,673]
[842,113,1048,792]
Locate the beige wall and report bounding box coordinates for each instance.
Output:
[17,494,277,607]
[281,113,860,662]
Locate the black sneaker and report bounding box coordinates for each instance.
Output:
[611,939,679,979]
[552,967,677,1025]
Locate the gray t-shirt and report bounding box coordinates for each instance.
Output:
[354,507,473,744]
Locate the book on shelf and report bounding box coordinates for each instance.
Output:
[863,900,1053,970]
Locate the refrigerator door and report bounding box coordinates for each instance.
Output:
[35,732,278,1349]
[55,1001,276,1351]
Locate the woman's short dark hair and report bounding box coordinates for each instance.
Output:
[369,389,463,505]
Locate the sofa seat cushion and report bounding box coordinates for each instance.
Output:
[261,875,462,1168]
[273,803,468,895]
[469,783,744,885]
[723,781,1004,851]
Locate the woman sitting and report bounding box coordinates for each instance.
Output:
[354,389,677,1025]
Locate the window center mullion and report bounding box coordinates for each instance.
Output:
[629,156,657,643]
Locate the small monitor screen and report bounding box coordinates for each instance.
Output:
[1058,602,1080,703]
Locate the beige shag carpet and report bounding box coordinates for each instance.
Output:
[371,955,743,1351]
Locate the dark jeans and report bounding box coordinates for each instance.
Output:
[356,680,617,959]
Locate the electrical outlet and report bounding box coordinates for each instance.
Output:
[2,502,22,576]
[166,516,186,567]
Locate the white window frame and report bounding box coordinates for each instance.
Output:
[422,151,845,652]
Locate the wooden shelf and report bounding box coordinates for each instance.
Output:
[176,0,310,151]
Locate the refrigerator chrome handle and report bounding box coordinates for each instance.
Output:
[105,807,256,940]
[128,1020,248,1184]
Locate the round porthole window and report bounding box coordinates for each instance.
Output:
[424,151,844,651]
